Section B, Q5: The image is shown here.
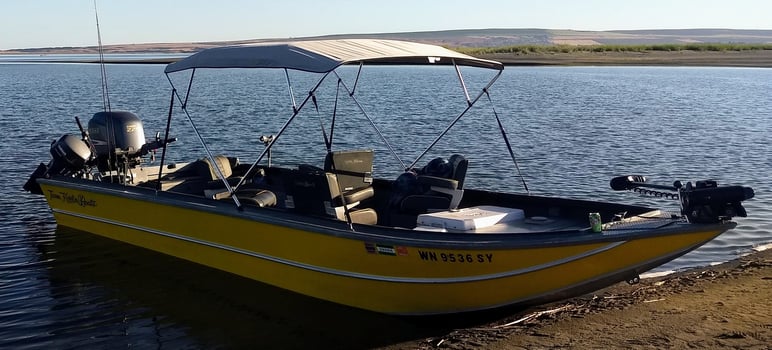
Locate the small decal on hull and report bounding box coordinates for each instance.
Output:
[364,242,408,256]
[47,190,97,207]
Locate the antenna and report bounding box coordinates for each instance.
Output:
[93,0,111,112]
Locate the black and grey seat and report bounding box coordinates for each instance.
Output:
[395,154,469,214]
[324,150,375,205]
[156,155,239,194]
[147,155,276,208]
[230,187,278,208]
[288,150,377,225]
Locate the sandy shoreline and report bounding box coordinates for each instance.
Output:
[381,248,771,349]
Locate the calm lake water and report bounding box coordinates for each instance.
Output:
[1,62,770,348]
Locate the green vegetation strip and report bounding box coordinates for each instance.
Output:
[457,43,772,55]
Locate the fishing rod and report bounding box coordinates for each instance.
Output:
[93,0,111,112]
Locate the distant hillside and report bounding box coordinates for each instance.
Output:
[3,28,772,54]
[278,28,772,48]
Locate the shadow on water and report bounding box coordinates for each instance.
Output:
[36,226,519,349]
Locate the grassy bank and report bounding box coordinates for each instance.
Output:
[2,42,771,68]
[459,43,772,67]
[456,43,772,55]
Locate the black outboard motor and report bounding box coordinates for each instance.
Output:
[88,111,146,172]
[24,111,173,195]
[47,134,93,175]
[23,134,93,194]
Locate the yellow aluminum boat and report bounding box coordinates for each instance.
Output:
[24,39,754,315]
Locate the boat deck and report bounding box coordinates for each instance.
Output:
[131,159,667,235]
[412,209,680,235]
[413,216,585,234]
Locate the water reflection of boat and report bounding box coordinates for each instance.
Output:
[24,39,754,315]
[44,226,437,348]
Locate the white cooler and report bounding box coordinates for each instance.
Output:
[416,205,525,231]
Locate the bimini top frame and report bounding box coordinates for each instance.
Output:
[162,39,510,209]
[165,39,503,73]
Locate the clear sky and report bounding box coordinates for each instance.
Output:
[1,0,769,50]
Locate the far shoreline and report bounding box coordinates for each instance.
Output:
[1,48,771,68]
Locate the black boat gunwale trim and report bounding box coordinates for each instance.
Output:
[37,177,734,250]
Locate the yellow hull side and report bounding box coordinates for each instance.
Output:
[41,181,724,314]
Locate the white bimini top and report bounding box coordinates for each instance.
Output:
[164,39,503,73]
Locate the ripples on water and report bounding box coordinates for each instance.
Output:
[1,63,770,348]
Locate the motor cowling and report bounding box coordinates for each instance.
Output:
[23,134,93,194]
[48,134,93,175]
[88,111,146,172]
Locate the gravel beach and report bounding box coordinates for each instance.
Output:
[381,248,771,349]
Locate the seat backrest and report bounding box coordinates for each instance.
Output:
[324,150,374,192]
[391,154,468,215]
[448,154,468,189]
[171,155,233,180]
[287,165,377,224]
[202,155,233,180]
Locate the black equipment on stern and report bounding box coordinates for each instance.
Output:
[610,175,754,223]
[23,111,175,194]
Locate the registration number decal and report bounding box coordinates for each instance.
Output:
[418,250,493,263]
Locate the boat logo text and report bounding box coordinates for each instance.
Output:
[47,190,97,207]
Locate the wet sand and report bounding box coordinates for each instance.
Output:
[381,248,771,349]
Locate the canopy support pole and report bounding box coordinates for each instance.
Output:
[156,88,176,192]
[350,62,363,96]
[407,68,503,170]
[285,68,298,113]
[332,70,408,171]
[453,59,472,106]
[166,71,242,209]
[182,68,195,108]
[484,89,530,194]
[232,71,335,192]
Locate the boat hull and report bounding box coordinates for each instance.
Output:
[38,178,732,315]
